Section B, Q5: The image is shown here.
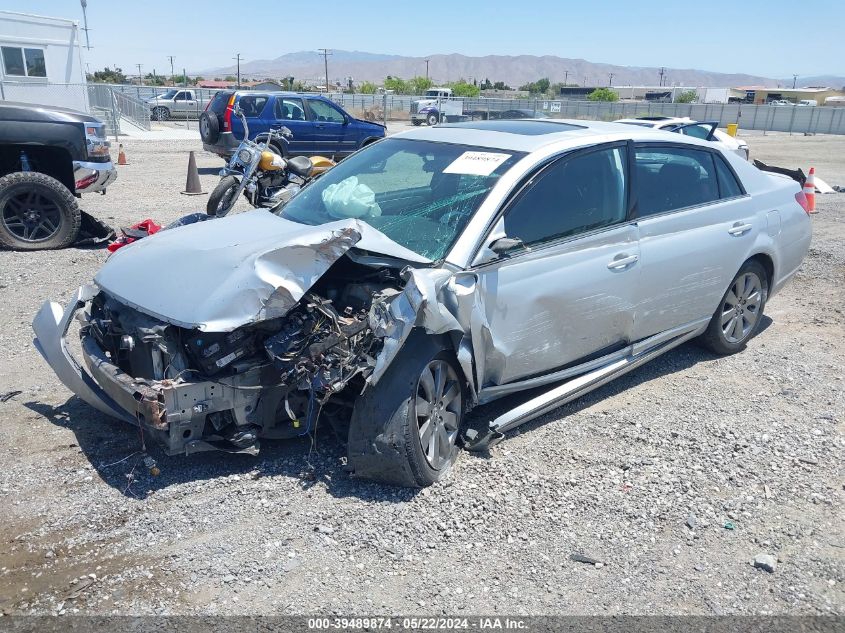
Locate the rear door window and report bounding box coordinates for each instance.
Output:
[634,146,720,217]
[503,145,628,247]
[273,98,306,121]
[237,95,268,118]
[715,156,744,198]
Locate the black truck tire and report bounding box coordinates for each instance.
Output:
[0,171,81,250]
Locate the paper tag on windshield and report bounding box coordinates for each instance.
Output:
[443,151,511,176]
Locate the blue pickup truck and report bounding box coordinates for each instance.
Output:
[199,91,385,160]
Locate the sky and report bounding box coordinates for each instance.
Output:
[10,0,845,78]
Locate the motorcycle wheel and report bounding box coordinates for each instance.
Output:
[207,175,241,217]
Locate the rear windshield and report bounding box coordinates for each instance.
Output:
[208,91,233,115]
[279,138,524,260]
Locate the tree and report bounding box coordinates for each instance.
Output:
[493,81,510,90]
[408,76,433,94]
[587,87,619,102]
[383,76,408,94]
[223,75,237,83]
[519,77,551,95]
[449,79,480,97]
[675,90,698,104]
[144,72,166,86]
[359,81,377,94]
[89,66,128,84]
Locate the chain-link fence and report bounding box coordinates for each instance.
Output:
[3,81,845,136]
[327,93,845,135]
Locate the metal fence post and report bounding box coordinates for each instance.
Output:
[787,104,797,135]
[109,87,119,143]
[383,92,387,127]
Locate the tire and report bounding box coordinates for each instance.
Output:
[206,175,240,217]
[412,120,422,126]
[347,331,465,487]
[427,112,439,126]
[0,171,81,251]
[699,260,769,355]
[199,111,220,143]
[152,106,170,121]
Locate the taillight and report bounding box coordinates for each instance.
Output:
[795,190,811,215]
[223,94,236,131]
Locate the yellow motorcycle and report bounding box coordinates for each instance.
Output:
[207,106,335,217]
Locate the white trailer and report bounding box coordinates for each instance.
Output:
[0,11,88,112]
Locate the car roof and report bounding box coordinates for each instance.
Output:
[396,118,707,153]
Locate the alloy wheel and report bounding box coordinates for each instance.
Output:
[1,190,62,243]
[721,272,763,343]
[415,360,462,469]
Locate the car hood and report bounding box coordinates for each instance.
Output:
[95,210,429,332]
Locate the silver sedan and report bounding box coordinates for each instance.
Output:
[33,119,812,487]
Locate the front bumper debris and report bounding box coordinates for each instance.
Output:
[32,286,264,455]
[73,160,117,194]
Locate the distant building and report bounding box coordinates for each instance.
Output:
[197,80,236,89]
[737,86,845,105]
[0,10,88,111]
[249,81,285,91]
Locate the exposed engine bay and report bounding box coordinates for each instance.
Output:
[81,256,403,455]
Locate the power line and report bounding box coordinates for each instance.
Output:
[233,53,242,88]
[318,49,332,93]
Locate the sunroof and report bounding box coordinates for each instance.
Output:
[439,119,586,136]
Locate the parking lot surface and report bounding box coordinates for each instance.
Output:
[0,130,842,615]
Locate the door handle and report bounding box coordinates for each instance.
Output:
[607,253,639,270]
[728,222,752,236]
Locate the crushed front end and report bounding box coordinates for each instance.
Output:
[32,257,403,456]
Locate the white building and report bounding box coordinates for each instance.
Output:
[0,10,88,112]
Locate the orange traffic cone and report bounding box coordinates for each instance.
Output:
[804,167,816,214]
[117,144,128,166]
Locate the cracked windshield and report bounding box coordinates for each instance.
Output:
[279,138,524,260]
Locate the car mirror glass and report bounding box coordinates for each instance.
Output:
[490,236,525,254]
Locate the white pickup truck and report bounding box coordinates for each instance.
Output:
[410,88,465,126]
[147,89,209,121]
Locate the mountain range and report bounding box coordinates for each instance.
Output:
[201,50,843,89]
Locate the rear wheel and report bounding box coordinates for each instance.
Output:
[206,175,240,217]
[347,332,465,487]
[0,171,81,250]
[699,260,768,355]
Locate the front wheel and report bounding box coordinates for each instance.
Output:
[0,171,81,250]
[412,119,422,126]
[152,106,170,121]
[699,260,769,355]
[427,112,439,126]
[206,175,240,216]
[347,331,465,487]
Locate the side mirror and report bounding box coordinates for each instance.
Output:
[489,237,524,254]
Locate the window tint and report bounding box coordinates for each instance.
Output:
[504,146,627,247]
[677,124,713,140]
[237,95,268,118]
[635,147,719,216]
[309,99,345,123]
[1,47,25,76]
[274,98,306,121]
[174,91,187,101]
[209,92,232,115]
[715,156,743,198]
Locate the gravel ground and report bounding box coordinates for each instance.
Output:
[0,131,842,616]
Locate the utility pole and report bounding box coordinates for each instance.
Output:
[659,67,666,87]
[167,55,175,83]
[79,0,92,50]
[792,74,798,89]
[318,49,332,93]
[233,53,242,88]
[424,58,430,81]
[136,63,143,85]
[608,73,614,87]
